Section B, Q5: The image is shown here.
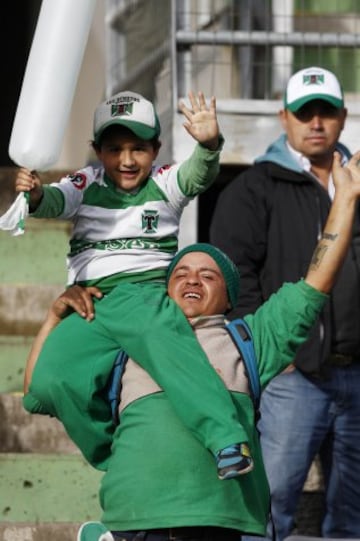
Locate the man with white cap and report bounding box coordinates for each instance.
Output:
[210,66,360,539]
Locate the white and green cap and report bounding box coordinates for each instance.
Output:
[284,67,344,112]
[93,91,161,143]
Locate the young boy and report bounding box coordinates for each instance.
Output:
[19,90,252,478]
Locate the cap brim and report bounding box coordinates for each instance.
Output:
[95,119,159,144]
[286,94,344,112]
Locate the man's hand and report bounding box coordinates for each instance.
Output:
[332,150,360,199]
[15,167,43,209]
[49,285,103,322]
[178,91,220,151]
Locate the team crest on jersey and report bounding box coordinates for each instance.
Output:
[67,173,87,190]
[142,210,159,233]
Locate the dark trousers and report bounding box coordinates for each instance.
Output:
[112,526,241,541]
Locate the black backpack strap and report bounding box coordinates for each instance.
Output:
[107,349,129,425]
[225,318,261,412]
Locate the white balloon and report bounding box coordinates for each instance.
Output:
[8,0,97,171]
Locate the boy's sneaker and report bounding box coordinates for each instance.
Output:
[77,521,114,541]
[216,442,254,480]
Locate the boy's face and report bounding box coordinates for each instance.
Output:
[95,128,160,192]
[167,252,230,318]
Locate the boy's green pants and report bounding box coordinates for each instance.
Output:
[23,282,247,469]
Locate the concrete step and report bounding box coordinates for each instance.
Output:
[0,394,102,527]
[0,522,80,541]
[0,284,64,337]
[0,453,102,523]
[0,393,78,454]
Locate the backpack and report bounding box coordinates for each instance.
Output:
[107,318,261,425]
[225,318,261,414]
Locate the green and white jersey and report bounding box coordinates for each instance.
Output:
[56,164,186,286]
[32,142,222,290]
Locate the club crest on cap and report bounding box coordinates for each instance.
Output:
[111,102,134,118]
[93,90,161,144]
[303,73,324,86]
[284,66,344,113]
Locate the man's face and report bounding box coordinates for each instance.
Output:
[167,252,231,318]
[279,99,347,162]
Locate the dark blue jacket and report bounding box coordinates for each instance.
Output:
[210,135,360,375]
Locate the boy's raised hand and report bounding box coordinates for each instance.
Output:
[179,91,220,150]
[15,167,43,209]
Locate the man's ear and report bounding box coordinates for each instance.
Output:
[339,107,348,131]
[278,109,288,130]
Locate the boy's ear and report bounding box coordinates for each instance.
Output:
[92,142,102,160]
[153,140,162,159]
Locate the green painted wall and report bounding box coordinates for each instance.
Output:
[0,209,70,392]
[294,0,360,91]
[0,219,69,285]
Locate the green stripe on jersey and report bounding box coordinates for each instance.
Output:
[69,236,178,256]
[82,177,169,209]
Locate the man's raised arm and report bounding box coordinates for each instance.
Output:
[305,151,360,293]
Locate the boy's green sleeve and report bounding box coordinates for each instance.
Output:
[177,135,225,197]
[31,185,65,218]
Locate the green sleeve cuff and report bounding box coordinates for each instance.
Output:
[22,391,50,416]
[297,278,329,302]
[31,185,65,218]
[199,133,225,152]
[178,134,225,197]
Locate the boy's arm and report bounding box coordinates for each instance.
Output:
[177,137,224,197]
[24,286,102,393]
[305,151,360,293]
[177,91,223,197]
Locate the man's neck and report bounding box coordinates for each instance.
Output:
[286,141,333,188]
[309,159,333,189]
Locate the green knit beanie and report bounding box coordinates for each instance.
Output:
[167,243,240,308]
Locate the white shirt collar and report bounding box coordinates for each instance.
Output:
[286,141,336,199]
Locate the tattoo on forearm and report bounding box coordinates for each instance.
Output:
[322,232,338,241]
[310,244,328,269]
[310,231,338,269]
